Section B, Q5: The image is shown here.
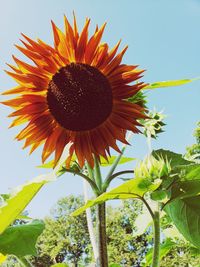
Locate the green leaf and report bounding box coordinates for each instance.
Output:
[165,196,200,248]
[72,177,161,216]
[0,146,70,234]
[170,180,200,200]
[166,164,200,201]
[51,264,69,267]
[0,179,45,234]
[100,156,135,167]
[142,238,175,266]
[144,77,199,90]
[37,160,54,169]
[109,264,122,267]
[152,149,192,169]
[0,220,45,257]
[150,190,168,201]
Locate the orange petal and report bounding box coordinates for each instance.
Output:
[84,23,106,64]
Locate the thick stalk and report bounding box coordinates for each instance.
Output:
[83,165,99,262]
[152,210,160,267]
[96,202,108,267]
[94,156,102,191]
[94,157,108,267]
[139,197,160,267]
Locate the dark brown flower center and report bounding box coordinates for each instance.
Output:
[47,63,113,131]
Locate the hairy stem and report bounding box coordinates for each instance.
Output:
[93,157,108,267]
[96,203,108,267]
[152,209,160,267]
[94,156,102,191]
[84,165,99,262]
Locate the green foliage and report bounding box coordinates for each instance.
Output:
[144,77,198,90]
[34,196,91,266]
[100,156,135,167]
[0,220,44,257]
[72,177,161,216]
[151,149,200,248]
[107,200,149,266]
[134,155,171,182]
[140,109,166,139]
[152,149,192,169]
[0,180,45,234]
[165,196,200,248]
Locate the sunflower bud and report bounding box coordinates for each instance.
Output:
[134,155,171,182]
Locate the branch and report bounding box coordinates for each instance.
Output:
[102,170,134,191]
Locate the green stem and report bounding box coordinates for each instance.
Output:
[93,157,108,267]
[102,170,134,191]
[139,197,160,267]
[64,168,99,195]
[105,146,126,181]
[86,161,95,181]
[96,203,108,267]
[94,156,103,192]
[152,210,160,267]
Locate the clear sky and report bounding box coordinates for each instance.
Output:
[0,0,199,218]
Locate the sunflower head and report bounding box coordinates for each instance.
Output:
[2,14,147,168]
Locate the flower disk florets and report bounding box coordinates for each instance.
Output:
[47,63,113,131]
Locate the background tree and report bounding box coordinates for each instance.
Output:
[31,196,91,267]
[107,200,149,266]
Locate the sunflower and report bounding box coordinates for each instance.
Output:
[2,15,147,168]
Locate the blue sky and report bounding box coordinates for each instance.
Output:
[0,0,199,218]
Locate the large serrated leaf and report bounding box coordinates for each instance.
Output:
[144,77,199,90]
[72,178,161,216]
[165,196,200,248]
[0,220,45,257]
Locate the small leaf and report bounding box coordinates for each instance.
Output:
[109,264,122,267]
[72,177,161,216]
[100,156,135,167]
[144,77,199,90]
[0,220,45,257]
[165,196,200,248]
[37,160,54,169]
